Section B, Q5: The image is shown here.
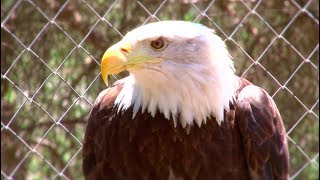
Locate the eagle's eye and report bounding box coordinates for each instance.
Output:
[150,37,166,50]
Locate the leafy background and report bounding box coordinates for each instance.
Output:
[1,0,319,179]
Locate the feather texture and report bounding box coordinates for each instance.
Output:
[82,77,289,180]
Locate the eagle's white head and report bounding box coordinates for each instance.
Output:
[101,21,236,128]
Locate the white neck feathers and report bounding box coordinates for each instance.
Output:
[114,30,236,128]
[114,61,236,128]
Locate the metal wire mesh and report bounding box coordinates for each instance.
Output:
[1,0,319,179]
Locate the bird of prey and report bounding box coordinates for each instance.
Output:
[82,21,289,180]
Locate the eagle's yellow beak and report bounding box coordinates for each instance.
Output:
[101,41,164,86]
[101,42,132,86]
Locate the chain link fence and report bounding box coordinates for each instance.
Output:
[1,0,319,179]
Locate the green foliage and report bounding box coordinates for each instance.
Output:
[183,11,196,22]
[4,89,16,104]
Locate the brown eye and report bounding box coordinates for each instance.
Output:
[150,37,166,50]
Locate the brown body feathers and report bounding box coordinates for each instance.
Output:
[82,77,289,180]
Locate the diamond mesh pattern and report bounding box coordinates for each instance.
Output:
[1,0,318,179]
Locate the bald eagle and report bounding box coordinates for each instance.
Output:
[82,21,289,180]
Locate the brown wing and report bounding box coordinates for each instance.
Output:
[235,84,289,180]
[82,82,124,180]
